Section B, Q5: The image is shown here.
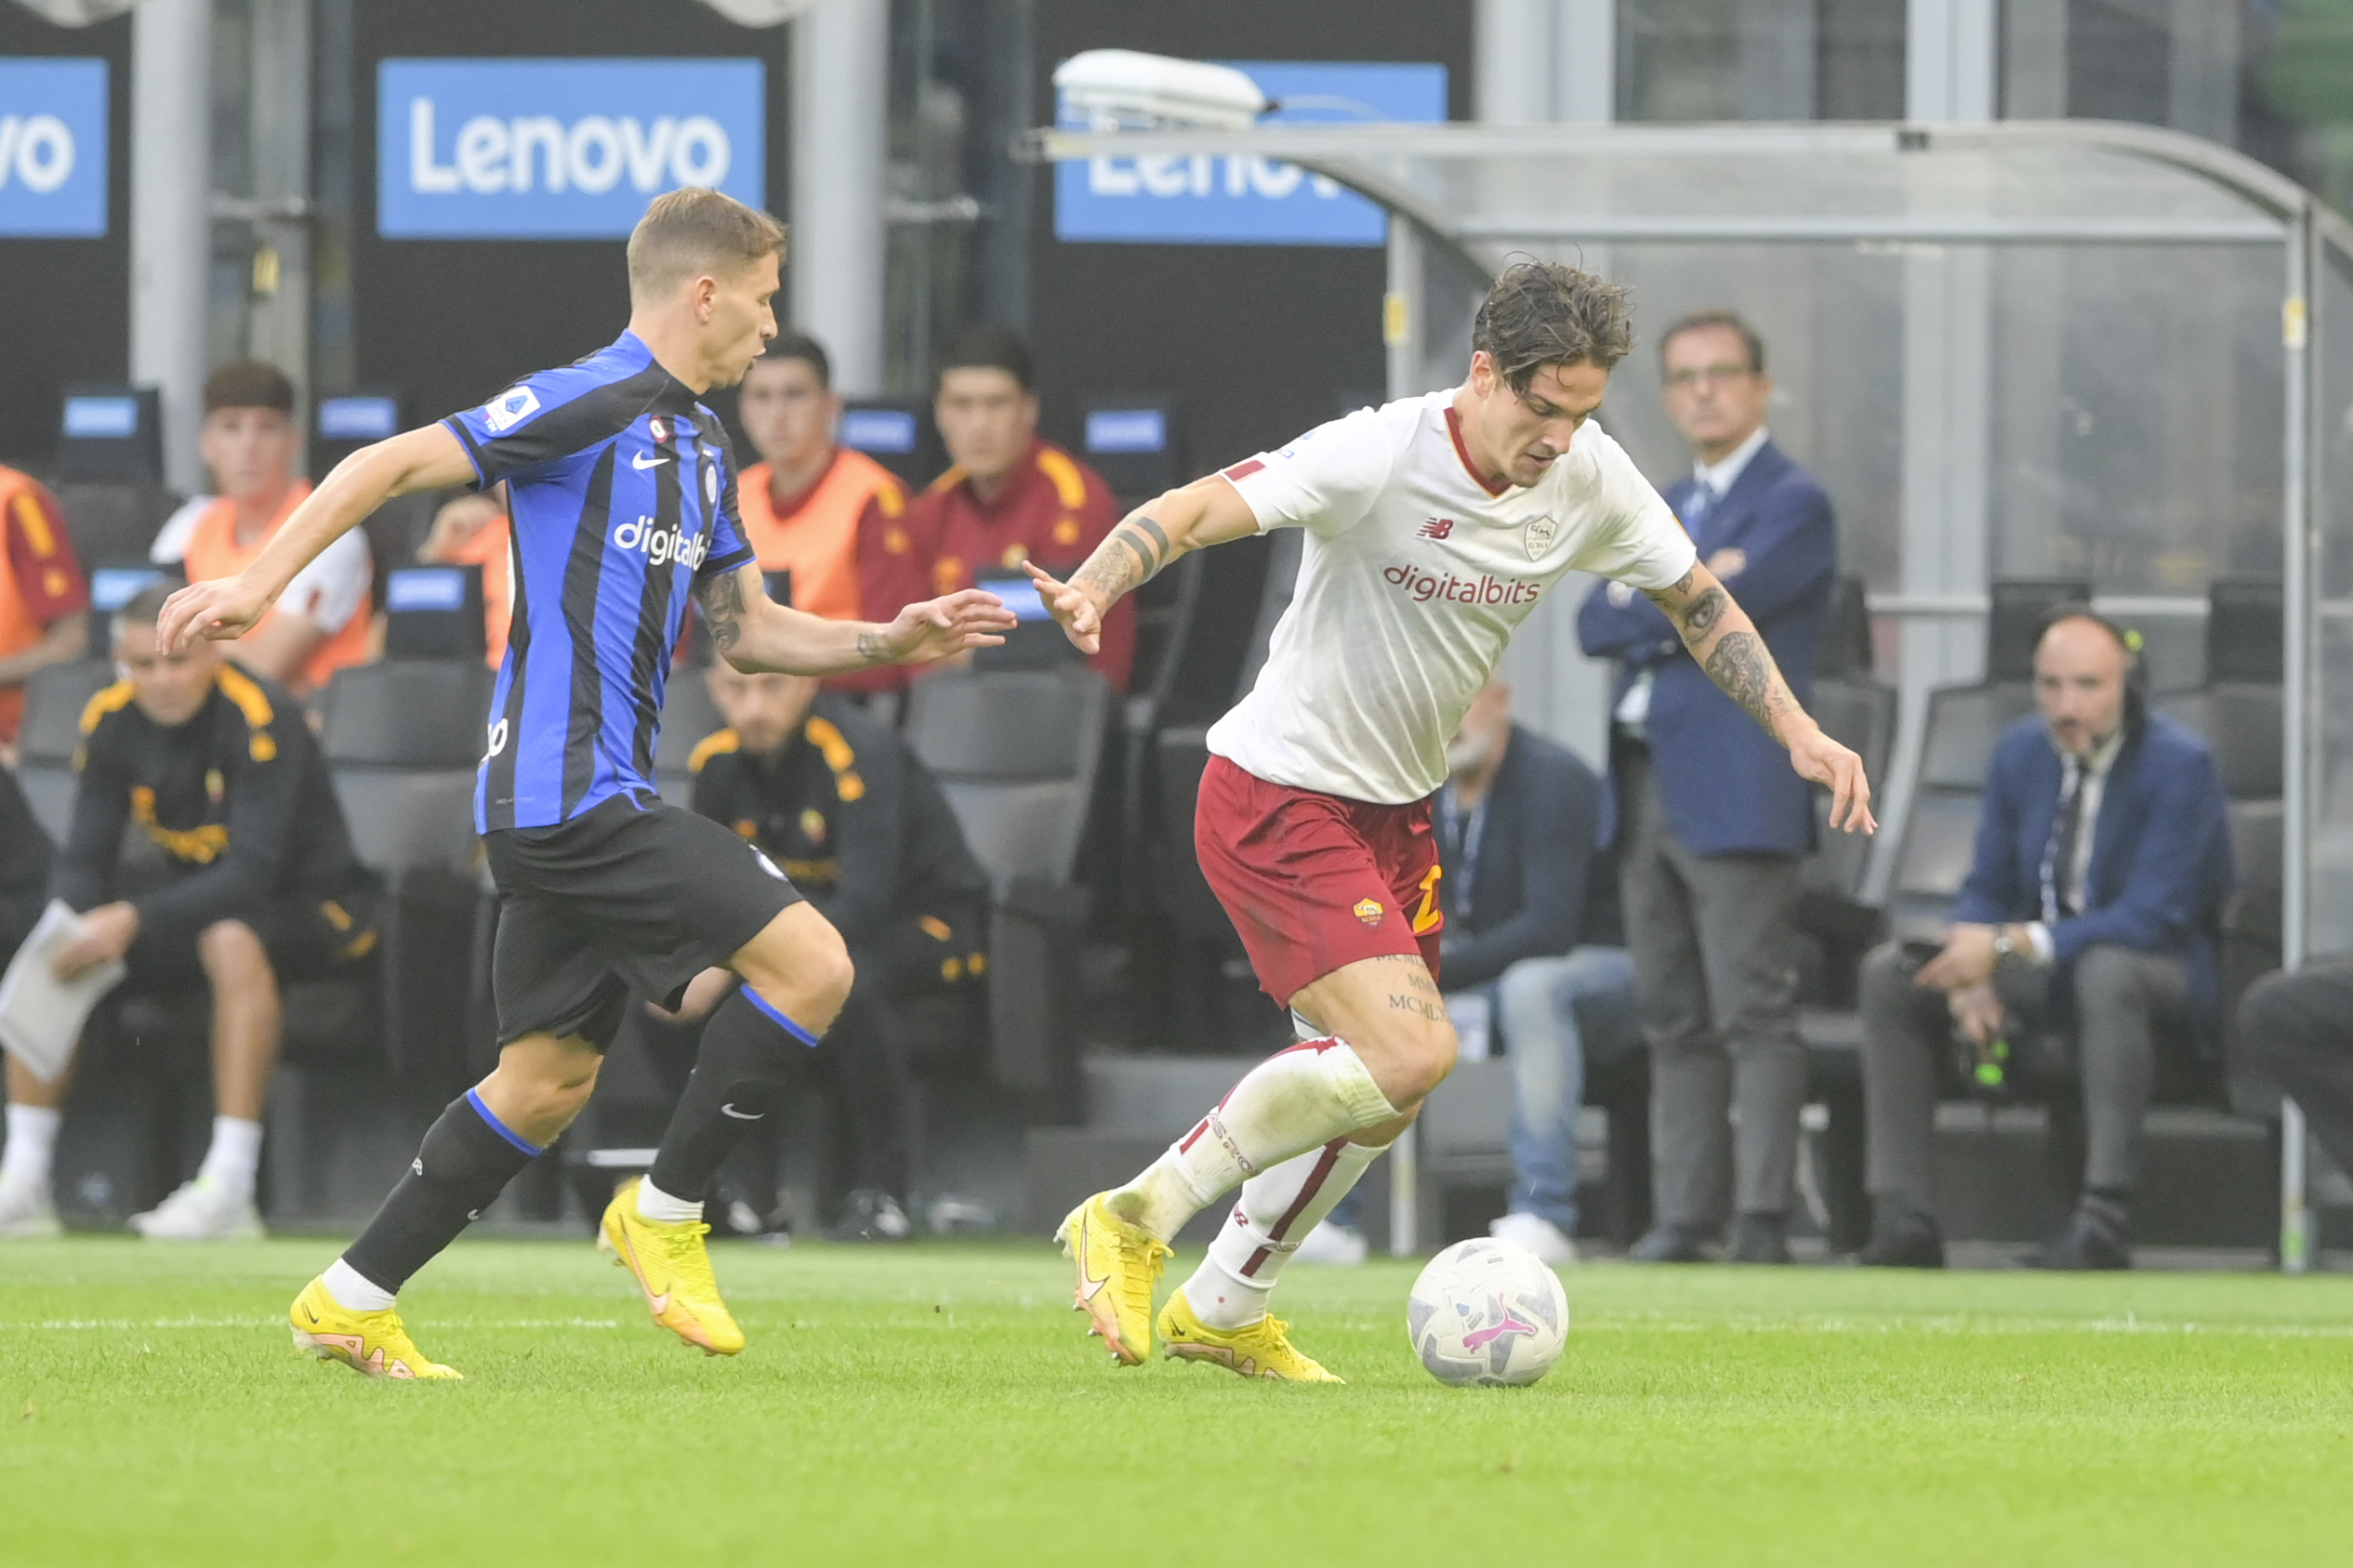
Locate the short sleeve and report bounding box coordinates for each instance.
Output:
[442,367,635,492]
[1566,431,1699,592]
[277,527,372,635]
[697,429,753,583]
[4,482,88,621]
[1218,406,1396,540]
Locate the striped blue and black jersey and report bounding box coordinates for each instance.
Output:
[443,330,753,833]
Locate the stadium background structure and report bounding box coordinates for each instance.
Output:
[1026,114,2353,1268]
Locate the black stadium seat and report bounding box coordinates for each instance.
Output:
[14,660,112,839]
[1885,681,2037,942]
[2155,686,2281,800]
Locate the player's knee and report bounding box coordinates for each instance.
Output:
[197,919,273,984]
[1382,1020,1459,1106]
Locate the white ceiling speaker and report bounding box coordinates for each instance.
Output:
[1052,49,1270,130]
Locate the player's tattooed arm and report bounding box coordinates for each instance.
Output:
[1070,512,1175,605]
[696,566,747,658]
[1639,563,1800,738]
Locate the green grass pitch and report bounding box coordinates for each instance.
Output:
[4,1238,2352,1566]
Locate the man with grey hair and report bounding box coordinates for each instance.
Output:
[1578,310,1838,1265]
[1027,263,1874,1378]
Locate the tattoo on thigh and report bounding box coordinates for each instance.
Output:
[1387,992,1447,1022]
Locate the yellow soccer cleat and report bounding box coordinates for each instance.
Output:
[1059,1192,1170,1366]
[598,1177,745,1356]
[289,1276,461,1380]
[1157,1289,1342,1383]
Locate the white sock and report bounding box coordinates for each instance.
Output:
[2,1104,61,1187]
[196,1116,264,1198]
[1108,1039,1396,1242]
[322,1257,398,1312]
[636,1177,703,1223]
[1184,1138,1384,1330]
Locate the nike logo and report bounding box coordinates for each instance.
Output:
[647,1290,670,1315]
[1075,1215,1109,1301]
[631,450,673,468]
[719,1103,762,1121]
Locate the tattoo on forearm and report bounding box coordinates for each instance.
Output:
[1701,628,1797,735]
[695,571,746,656]
[1072,511,1176,606]
[856,628,886,665]
[1641,567,1698,612]
[1679,586,1729,639]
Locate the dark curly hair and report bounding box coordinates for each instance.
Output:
[1471,261,1635,390]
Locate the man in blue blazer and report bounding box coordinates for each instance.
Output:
[1577,311,1835,1264]
[1858,609,2233,1270]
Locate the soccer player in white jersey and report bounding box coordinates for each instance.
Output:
[1027,261,1875,1380]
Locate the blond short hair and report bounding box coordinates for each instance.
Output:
[627,187,787,305]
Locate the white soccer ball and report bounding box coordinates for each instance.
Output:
[1406,1238,1570,1387]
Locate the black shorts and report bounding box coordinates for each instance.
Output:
[121,886,382,998]
[482,795,803,1048]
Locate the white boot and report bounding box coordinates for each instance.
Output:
[0,1171,62,1239]
[130,1176,262,1241]
[1489,1210,1577,1265]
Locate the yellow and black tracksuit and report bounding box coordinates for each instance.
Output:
[56,666,379,996]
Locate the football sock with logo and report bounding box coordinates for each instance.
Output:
[645,986,822,1208]
[1183,1138,1383,1330]
[1108,1038,1396,1242]
[337,1090,541,1302]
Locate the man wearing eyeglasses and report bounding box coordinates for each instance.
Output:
[1577,310,1837,1264]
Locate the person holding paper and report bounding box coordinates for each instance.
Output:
[0,584,380,1241]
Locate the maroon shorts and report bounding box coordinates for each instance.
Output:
[1194,754,1445,1006]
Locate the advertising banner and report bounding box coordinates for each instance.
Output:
[0,59,107,239]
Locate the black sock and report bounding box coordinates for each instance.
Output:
[341,1091,540,1295]
[647,987,819,1204]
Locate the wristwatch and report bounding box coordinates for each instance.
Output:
[1991,927,2020,966]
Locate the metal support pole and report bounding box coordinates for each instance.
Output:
[790,0,888,395]
[2280,208,2316,1273]
[129,0,213,494]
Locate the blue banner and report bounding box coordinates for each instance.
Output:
[1054,61,1445,248]
[0,59,107,238]
[378,58,765,239]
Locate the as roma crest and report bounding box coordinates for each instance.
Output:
[1524,514,1559,561]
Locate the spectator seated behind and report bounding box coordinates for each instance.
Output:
[0,461,90,758]
[0,584,382,1241]
[152,362,374,698]
[2236,959,2353,1194]
[732,332,913,695]
[1857,606,2232,1272]
[416,486,512,668]
[904,326,1131,692]
[648,662,991,1241]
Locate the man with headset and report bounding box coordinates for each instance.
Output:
[1855,605,2232,1270]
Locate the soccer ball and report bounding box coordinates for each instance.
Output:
[1406,1238,1569,1388]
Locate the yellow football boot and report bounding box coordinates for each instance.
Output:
[1059,1192,1170,1366]
[1157,1289,1342,1383]
[598,1177,745,1356]
[289,1276,461,1380]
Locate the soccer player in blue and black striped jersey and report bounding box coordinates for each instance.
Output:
[161,188,1016,1379]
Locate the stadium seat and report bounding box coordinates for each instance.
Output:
[653,672,726,808]
[906,665,1112,1111]
[55,484,178,567]
[1884,681,2037,942]
[13,659,112,839]
[2155,686,2281,800]
[1984,578,2092,683]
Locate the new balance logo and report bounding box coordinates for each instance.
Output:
[611,515,708,569]
[1417,517,1455,540]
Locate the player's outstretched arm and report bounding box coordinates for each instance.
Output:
[158,424,478,652]
[1024,472,1262,655]
[1642,561,1877,836]
[695,560,1016,677]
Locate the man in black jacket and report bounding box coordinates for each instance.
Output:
[0,584,378,1240]
[655,662,989,1239]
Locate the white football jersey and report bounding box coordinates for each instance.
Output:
[1206,389,1697,805]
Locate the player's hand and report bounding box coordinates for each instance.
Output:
[1915,924,1997,992]
[1944,980,2005,1046]
[1022,562,1103,655]
[158,575,271,652]
[53,902,138,982]
[1784,721,1875,835]
[879,588,1016,665]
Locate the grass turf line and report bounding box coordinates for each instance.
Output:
[4,1238,2351,1566]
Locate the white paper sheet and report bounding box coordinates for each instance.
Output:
[0,901,126,1083]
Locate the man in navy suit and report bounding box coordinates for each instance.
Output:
[1858,609,2232,1270]
[1578,312,1835,1264]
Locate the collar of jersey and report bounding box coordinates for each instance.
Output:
[610,330,707,416]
